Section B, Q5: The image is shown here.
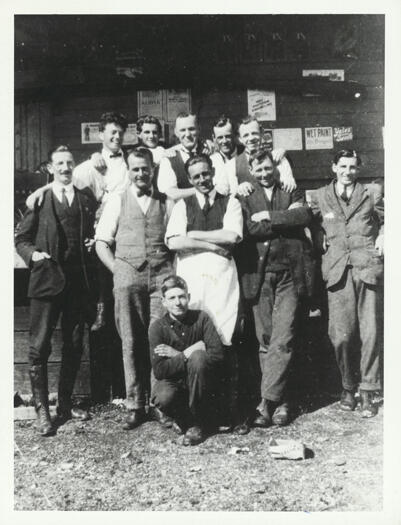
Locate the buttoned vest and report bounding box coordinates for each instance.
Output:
[185,192,229,232]
[115,189,170,270]
[52,193,81,264]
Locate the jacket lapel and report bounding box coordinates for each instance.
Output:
[325,181,346,219]
[343,182,369,221]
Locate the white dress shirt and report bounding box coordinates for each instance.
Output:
[157,145,195,194]
[52,181,75,205]
[210,148,240,196]
[96,185,174,246]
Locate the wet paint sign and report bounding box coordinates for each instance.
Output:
[305,127,333,150]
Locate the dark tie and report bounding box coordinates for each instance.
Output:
[61,187,69,208]
[109,152,122,158]
[137,189,152,197]
[203,194,211,215]
[340,189,349,203]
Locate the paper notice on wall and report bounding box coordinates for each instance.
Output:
[305,127,333,150]
[302,69,344,81]
[272,128,303,151]
[333,126,353,142]
[166,89,191,122]
[138,90,163,119]
[247,90,276,121]
[81,123,101,144]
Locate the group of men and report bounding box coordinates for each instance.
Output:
[16,109,384,446]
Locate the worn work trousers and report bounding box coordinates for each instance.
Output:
[253,269,299,403]
[29,268,92,407]
[151,349,215,426]
[327,267,382,392]
[113,259,171,410]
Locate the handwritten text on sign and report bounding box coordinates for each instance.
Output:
[305,127,333,150]
[247,90,276,121]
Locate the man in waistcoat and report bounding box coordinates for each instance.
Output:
[165,153,244,431]
[95,148,174,430]
[237,148,314,427]
[157,112,213,201]
[15,146,97,436]
[309,149,384,417]
[224,115,296,197]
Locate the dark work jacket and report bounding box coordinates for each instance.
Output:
[15,187,97,298]
[237,183,315,302]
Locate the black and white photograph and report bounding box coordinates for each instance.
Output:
[5,1,401,519]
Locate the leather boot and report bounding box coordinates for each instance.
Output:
[57,352,89,422]
[91,302,106,332]
[29,365,54,437]
[360,390,378,418]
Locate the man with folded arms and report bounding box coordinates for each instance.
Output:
[149,275,224,445]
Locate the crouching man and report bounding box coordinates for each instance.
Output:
[149,275,224,446]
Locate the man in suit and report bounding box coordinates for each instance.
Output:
[95,148,174,430]
[237,148,314,427]
[309,149,384,417]
[149,275,224,445]
[15,146,97,436]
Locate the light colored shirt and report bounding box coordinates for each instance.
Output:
[210,148,240,196]
[165,189,243,243]
[263,186,274,202]
[336,182,355,200]
[96,185,174,246]
[73,148,129,203]
[157,144,195,194]
[224,154,294,195]
[150,145,166,165]
[52,181,75,205]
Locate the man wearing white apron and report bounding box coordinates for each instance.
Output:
[165,153,244,431]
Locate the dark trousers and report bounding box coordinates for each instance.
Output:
[151,350,215,426]
[328,267,382,392]
[252,269,299,403]
[29,270,92,407]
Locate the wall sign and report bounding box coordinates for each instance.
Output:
[247,90,276,121]
[273,128,303,151]
[137,90,163,119]
[305,127,334,150]
[302,69,344,81]
[166,89,191,122]
[333,126,353,142]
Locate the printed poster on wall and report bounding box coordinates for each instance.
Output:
[247,90,276,121]
[81,123,101,144]
[137,90,163,119]
[302,69,345,81]
[272,128,303,151]
[124,123,139,144]
[333,126,353,142]
[166,89,191,122]
[305,127,333,150]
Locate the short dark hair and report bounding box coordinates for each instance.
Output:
[212,115,233,131]
[126,146,154,167]
[249,148,274,168]
[99,112,128,132]
[48,145,72,161]
[136,115,162,134]
[333,149,362,166]
[238,115,260,132]
[184,153,213,175]
[175,112,197,125]
[161,275,188,296]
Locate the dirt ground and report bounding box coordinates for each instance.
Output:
[14,397,383,512]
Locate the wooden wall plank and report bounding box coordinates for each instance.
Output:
[19,104,27,171]
[14,104,22,170]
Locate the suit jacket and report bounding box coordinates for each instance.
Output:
[15,187,97,298]
[237,183,315,302]
[309,180,384,288]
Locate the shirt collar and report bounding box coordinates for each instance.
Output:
[195,188,217,206]
[53,181,74,194]
[130,184,153,198]
[102,147,124,159]
[219,146,238,162]
[336,181,355,197]
[166,311,194,327]
[178,143,199,156]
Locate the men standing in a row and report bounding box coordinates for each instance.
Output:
[237,148,314,427]
[150,275,224,445]
[15,146,97,436]
[95,148,174,430]
[309,149,384,417]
